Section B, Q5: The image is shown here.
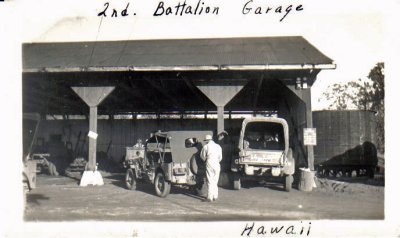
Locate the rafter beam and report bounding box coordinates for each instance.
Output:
[144,78,183,110]
[120,81,157,109]
[24,90,85,113]
[182,77,208,110]
[252,77,264,108]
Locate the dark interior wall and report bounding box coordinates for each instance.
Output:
[278,87,308,168]
[33,118,244,162]
[25,74,317,168]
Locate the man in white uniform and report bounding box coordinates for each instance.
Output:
[200,134,222,202]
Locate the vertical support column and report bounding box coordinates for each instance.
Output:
[195,81,247,140]
[303,88,314,170]
[71,86,115,186]
[285,85,315,170]
[217,106,224,136]
[88,106,98,171]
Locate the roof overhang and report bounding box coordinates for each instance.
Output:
[22,36,336,115]
[23,63,336,73]
[23,36,335,74]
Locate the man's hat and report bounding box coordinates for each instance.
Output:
[204,134,213,141]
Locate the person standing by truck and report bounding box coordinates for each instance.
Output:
[200,134,222,202]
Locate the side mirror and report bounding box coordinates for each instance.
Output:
[185,138,198,148]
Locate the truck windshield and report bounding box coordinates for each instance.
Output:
[243,122,285,150]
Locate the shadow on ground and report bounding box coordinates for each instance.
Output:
[170,186,205,201]
[26,194,50,205]
[316,176,384,187]
[106,173,206,200]
[240,179,287,192]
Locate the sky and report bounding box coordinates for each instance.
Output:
[1,0,400,237]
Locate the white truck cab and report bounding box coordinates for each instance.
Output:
[231,117,295,191]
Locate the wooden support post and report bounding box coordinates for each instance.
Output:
[195,81,247,140]
[303,88,314,170]
[71,86,115,186]
[88,106,97,171]
[217,106,224,138]
[285,85,315,170]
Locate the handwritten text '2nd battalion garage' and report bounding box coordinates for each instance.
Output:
[153,0,304,22]
[98,1,304,22]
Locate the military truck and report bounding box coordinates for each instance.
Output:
[230,117,295,191]
[123,131,211,197]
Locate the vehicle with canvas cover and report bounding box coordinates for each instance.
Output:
[230,117,295,191]
[123,131,212,197]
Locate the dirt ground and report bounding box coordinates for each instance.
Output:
[24,174,384,221]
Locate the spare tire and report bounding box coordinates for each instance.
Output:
[190,154,199,175]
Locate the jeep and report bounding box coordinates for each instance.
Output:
[123,131,212,197]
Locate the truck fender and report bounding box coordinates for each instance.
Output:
[230,156,239,172]
[283,148,295,175]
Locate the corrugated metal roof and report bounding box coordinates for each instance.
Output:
[23,36,334,72]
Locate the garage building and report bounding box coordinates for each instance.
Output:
[22,36,335,175]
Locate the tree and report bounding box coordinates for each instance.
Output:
[319,62,384,153]
[368,63,384,153]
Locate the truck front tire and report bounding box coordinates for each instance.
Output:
[125,169,137,190]
[154,172,171,197]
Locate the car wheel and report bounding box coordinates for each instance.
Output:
[125,169,137,190]
[233,176,241,190]
[284,174,293,192]
[154,172,171,197]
